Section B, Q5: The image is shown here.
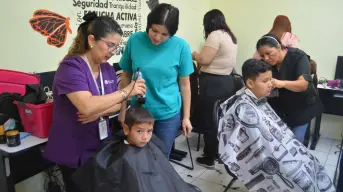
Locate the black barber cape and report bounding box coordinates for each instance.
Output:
[73,135,198,192]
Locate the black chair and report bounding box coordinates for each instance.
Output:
[194,70,245,151]
[35,71,56,91]
[213,99,238,192]
[169,63,198,170]
[169,131,194,170]
[304,59,319,148]
[213,72,244,192]
[113,62,123,89]
[231,72,245,93]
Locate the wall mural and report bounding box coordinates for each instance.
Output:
[29,9,73,48]
[28,0,159,50]
[28,0,160,87]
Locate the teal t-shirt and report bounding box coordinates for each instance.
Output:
[119,32,194,120]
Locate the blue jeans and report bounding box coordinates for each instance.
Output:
[291,123,308,143]
[153,113,181,158]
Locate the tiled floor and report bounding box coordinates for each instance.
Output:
[172,133,342,192]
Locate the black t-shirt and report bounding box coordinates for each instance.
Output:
[268,48,321,127]
[273,48,310,81]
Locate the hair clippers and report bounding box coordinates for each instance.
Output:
[135,67,146,104]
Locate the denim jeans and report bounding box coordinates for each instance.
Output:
[153,113,181,158]
[291,123,308,143]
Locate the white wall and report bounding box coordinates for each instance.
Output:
[211,0,343,140]
[0,0,209,73]
[0,0,210,191]
[212,0,343,79]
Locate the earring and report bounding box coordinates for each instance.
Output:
[90,45,93,48]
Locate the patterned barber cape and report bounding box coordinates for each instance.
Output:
[218,88,335,192]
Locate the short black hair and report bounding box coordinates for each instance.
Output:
[146,3,179,36]
[256,33,285,50]
[124,107,154,128]
[242,59,271,83]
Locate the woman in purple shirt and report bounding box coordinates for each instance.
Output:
[43,12,146,192]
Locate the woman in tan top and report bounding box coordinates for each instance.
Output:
[192,9,237,169]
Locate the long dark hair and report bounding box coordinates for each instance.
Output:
[203,9,237,44]
[64,12,123,60]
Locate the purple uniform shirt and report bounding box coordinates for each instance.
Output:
[43,56,118,168]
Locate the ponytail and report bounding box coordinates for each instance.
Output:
[63,12,97,60]
[62,11,123,61]
[309,59,318,88]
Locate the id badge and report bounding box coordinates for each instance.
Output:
[98,119,108,140]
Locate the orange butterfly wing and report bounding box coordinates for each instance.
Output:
[29,9,72,48]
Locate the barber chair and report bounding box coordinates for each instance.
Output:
[170,131,194,170]
[187,183,202,192]
[304,61,319,148]
[170,63,198,170]
[213,99,238,192]
[213,73,245,192]
[194,70,245,151]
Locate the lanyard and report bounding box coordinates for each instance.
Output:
[83,55,105,96]
[83,54,105,120]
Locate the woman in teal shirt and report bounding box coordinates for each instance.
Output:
[118,3,194,157]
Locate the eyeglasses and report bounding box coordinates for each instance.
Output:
[100,39,120,52]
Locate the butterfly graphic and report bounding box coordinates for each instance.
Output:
[29,9,72,48]
[146,0,159,10]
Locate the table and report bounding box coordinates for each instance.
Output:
[0,135,48,192]
[308,84,343,150]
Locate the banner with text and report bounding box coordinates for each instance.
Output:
[72,0,144,58]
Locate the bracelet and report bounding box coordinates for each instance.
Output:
[119,90,128,101]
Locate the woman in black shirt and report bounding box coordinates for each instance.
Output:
[255,34,323,143]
